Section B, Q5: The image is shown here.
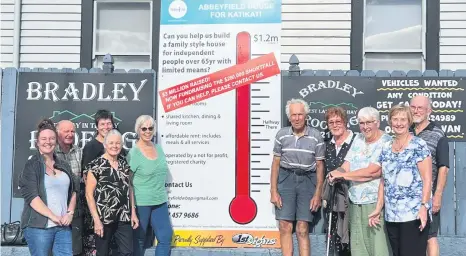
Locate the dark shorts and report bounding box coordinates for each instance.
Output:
[275,168,316,222]
[428,211,440,238]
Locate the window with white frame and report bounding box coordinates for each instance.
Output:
[363,0,425,71]
[92,0,152,70]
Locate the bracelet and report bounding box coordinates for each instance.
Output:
[67,210,74,215]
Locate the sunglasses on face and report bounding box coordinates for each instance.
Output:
[141,127,154,132]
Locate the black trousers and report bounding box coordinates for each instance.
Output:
[71,215,83,255]
[386,219,430,256]
[95,222,133,256]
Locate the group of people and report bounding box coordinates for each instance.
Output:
[19,110,173,256]
[271,95,449,256]
[17,94,448,256]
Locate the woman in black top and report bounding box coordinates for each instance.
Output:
[82,109,126,256]
[85,129,138,256]
[82,110,127,168]
[323,107,356,256]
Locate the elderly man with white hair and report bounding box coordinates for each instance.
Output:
[55,120,83,256]
[270,98,325,256]
[409,95,449,256]
[328,107,392,256]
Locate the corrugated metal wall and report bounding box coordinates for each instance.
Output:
[281,0,351,70]
[19,0,81,68]
[0,0,15,67]
[440,0,466,70]
[6,0,466,71]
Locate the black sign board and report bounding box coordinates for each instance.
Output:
[375,77,465,140]
[282,76,466,141]
[281,76,377,140]
[13,72,156,197]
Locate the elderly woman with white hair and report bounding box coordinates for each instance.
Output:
[127,115,173,256]
[84,129,139,256]
[328,107,392,256]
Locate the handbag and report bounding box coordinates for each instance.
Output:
[1,221,27,245]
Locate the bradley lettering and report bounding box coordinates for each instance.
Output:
[28,130,137,152]
[299,80,364,98]
[26,79,148,101]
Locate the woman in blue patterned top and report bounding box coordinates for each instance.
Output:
[368,105,432,256]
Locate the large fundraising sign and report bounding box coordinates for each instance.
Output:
[13,72,155,197]
[158,0,282,248]
[282,76,466,141]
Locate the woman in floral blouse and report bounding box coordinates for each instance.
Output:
[82,109,125,256]
[85,129,139,256]
[369,105,432,256]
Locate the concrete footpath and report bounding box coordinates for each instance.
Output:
[2,235,466,256]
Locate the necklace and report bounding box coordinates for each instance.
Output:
[45,162,56,176]
[394,134,410,152]
[363,131,381,155]
[363,143,370,155]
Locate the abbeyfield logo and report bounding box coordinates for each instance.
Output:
[49,110,122,123]
[168,0,187,19]
[232,233,277,248]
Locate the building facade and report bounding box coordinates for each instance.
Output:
[1,0,465,71]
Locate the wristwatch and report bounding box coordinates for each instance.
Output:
[421,202,431,210]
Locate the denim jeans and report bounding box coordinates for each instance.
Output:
[134,203,173,256]
[275,168,316,222]
[24,226,72,256]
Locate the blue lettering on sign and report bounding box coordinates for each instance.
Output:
[160,0,282,25]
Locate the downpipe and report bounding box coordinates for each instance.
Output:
[12,0,22,68]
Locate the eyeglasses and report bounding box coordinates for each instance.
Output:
[141,127,154,132]
[328,120,343,126]
[359,120,376,126]
[410,106,426,112]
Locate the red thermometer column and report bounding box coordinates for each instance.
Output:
[229,31,257,225]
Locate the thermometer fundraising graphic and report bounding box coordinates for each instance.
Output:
[229,31,258,225]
